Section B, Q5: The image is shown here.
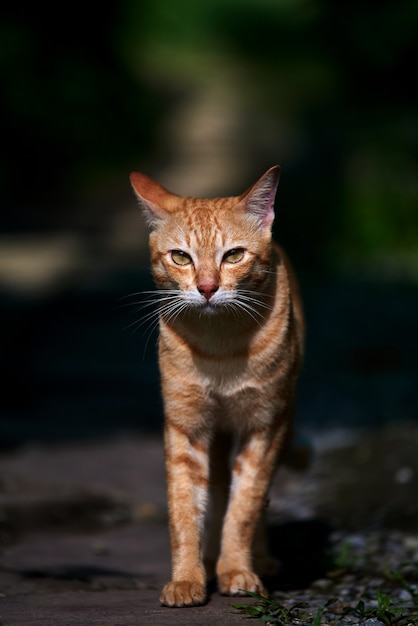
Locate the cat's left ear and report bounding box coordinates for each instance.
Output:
[238,165,281,229]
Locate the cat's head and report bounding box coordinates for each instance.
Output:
[130,166,280,317]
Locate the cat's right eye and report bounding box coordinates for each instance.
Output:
[171,250,193,266]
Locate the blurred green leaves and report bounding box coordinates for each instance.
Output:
[1,0,417,279]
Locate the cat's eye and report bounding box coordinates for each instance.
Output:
[223,248,245,264]
[171,250,193,266]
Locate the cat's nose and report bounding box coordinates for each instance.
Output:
[197,281,219,301]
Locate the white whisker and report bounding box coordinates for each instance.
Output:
[122,283,272,348]
[257,269,278,276]
[233,300,264,327]
[122,288,190,359]
[237,292,273,311]
[123,307,160,333]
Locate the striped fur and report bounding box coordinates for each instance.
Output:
[130,166,304,607]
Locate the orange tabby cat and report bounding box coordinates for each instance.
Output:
[130,166,304,607]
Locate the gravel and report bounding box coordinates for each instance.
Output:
[264,529,418,625]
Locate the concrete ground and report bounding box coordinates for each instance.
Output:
[1,424,417,625]
[0,437,266,625]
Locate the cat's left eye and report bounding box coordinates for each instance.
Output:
[223,248,245,264]
[171,250,193,266]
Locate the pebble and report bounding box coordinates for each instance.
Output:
[311,578,334,591]
[398,588,412,601]
[404,536,418,550]
[394,466,414,484]
[270,530,418,625]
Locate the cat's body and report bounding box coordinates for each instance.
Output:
[130,166,304,607]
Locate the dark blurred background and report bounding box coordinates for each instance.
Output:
[1,0,417,448]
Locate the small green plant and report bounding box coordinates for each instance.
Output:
[233,591,310,625]
[342,588,418,625]
[331,540,360,571]
[311,608,323,626]
[390,569,418,605]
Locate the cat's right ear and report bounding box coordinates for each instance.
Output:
[130,172,170,228]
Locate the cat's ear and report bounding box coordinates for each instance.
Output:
[130,172,172,228]
[238,165,281,229]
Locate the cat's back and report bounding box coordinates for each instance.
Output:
[272,242,304,349]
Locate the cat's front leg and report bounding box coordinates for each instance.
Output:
[216,424,287,597]
[160,420,210,607]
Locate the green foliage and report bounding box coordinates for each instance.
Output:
[330,540,360,571]
[311,608,323,626]
[233,575,418,625]
[233,591,310,625]
[390,570,418,606]
[342,588,418,625]
[122,0,418,278]
[2,0,418,277]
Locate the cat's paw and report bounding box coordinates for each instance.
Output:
[217,569,267,597]
[160,581,207,607]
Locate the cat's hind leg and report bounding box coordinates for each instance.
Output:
[216,423,287,597]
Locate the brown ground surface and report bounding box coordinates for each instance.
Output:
[0,423,417,625]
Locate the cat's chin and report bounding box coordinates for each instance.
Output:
[197,301,222,315]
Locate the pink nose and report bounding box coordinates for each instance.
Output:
[197,281,219,301]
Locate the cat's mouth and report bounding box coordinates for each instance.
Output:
[199,299,221,313]
[196,294,232,315]
[183,289,234,314]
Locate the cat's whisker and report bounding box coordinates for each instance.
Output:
[235,298,265,317]
[230,299,265,327]
[160,308,187,328]
[237,293,273,311]
[164,304,190,326]
[120,289,181,309]
[224,301,245,323]
[238,287,275,301]
[123,292,182,334]
[118,292,164,309]
[238,286,275,295]
[130,308,161,359]
[119,290,150,299]
[126,296,186,355]
[119,299,161,313]
[153,293,185,315]
[124,307,161,333]
[141,325,159,358]
[236,290,273,310]
[257,269,278,276]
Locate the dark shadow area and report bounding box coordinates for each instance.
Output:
[205,519,332,596]
[0,2,173,222]
[265,520,333,591]
[1,275,416,449]
[0,277,163,450]
[0,0,417,449]
[16,565,141,583]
